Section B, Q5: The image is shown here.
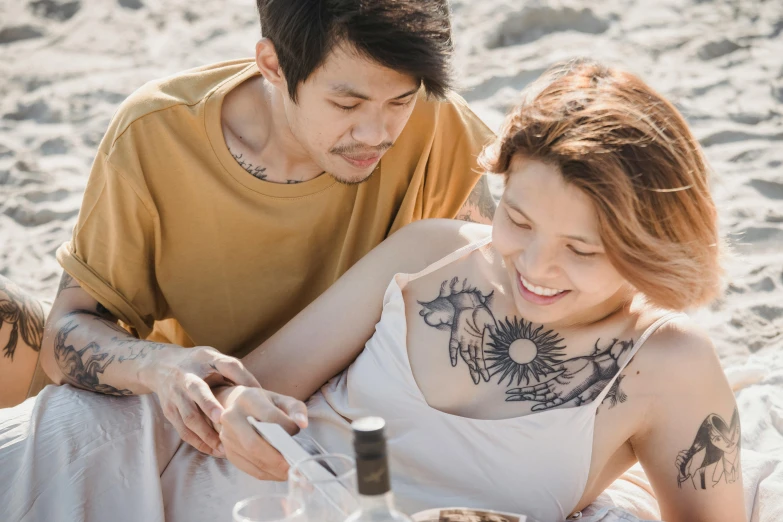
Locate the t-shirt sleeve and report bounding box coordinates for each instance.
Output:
[56,149,165,338]
[419,94,496,219]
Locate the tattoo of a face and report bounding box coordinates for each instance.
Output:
[676,408,741,489]
[0,275,45,359]
[457,176,496,223]
[54,319,133,396]
[419,277,635,411]
[230,150,267,180]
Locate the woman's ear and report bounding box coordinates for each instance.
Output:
[255,38,288,94]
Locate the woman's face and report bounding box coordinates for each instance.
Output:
[492,157,631,327]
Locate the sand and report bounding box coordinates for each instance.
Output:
[1,0,781,365]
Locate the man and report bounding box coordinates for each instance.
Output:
[7,0,494,476]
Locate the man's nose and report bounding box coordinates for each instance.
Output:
[351,114,390,148]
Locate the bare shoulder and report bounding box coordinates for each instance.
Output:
[390,219,492,257]
[631,314,733,419]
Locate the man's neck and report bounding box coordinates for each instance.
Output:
[221,76,324,184]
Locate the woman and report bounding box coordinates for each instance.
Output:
[217,59,745,522]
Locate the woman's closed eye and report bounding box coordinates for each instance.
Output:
[568,245,597,258]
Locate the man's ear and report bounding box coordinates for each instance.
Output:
[255,38,288,94]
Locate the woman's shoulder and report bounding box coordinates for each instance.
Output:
[632,312,729,399]
[389,219,492,259]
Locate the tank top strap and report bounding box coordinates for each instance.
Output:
[593,311,686,406]
[405,235,492,283]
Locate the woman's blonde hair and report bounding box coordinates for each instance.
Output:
[479,59,722,310]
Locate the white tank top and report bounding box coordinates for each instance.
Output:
[302,237,681,521]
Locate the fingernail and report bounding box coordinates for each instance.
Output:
[293,413,308,428]
[210,409,222,424]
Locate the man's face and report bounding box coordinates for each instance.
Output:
[281,44,420,184]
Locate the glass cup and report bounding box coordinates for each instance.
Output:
[288,453,359,522]
[232,493,306,522]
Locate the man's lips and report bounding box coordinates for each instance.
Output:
[339,153,381,168]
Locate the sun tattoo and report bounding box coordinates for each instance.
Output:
[485,318,566,386]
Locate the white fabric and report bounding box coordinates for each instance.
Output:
[303,238,679,521]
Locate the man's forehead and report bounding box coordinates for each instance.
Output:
[311,44,419,98]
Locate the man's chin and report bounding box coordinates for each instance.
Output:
[327,166,379,185]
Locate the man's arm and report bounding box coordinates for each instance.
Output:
[454,175,497,224]
[41,272,260,456]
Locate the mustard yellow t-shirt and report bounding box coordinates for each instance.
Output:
[56,59,494,357]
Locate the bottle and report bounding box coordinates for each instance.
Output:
[344,417,414,522]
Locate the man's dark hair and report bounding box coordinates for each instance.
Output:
[257,0,453,102]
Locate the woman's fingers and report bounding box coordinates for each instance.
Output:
[220,409,289,480]
[223,445,287,482]
[167,409,219,456]
[269,392,309,430]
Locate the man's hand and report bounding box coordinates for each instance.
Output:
[139,346,261,457]
[214,385,308,481]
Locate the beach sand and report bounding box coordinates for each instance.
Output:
[1,0,781,364]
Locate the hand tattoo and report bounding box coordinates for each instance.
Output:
[0,275,44,359]
[419,277,635,411]
[676,408,741,489]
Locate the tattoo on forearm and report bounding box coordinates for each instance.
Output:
[56,272,78,297]
[54,318,133,396]
[0,276,44,359]
[676,407,741,489]
[418,277,635,411]
[457,177,496,223]
[230,149,267,180]
[113,338,166,362]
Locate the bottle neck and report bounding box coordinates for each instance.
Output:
[356,491,396,514]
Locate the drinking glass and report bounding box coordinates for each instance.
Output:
[289,453,359,522]
[232,493,306,522]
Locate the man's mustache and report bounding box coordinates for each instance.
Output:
[330,142,394,155]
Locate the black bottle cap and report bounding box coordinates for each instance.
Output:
[352,416,387,458]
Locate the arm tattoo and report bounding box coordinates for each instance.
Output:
[418,277,635,411]
[676,407,741,489]
[456,176,496,223]
[0,275,44,359]
[230,150,267,180]
[56,272,78,297]
[54,318,133,396]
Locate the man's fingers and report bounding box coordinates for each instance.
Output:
[269,392,308,429]
[168,412,219,456]
[174,393,222,453]
[185,376,224,425]
[213,357,260,388]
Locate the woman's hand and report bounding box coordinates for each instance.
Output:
[139,345,261,458]
[214,385,309,481]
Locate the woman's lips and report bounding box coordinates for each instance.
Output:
[516,271,571,306]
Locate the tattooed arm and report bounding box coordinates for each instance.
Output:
[455,175,496,225]
[630,325,746,522]
[41,272,260,457]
